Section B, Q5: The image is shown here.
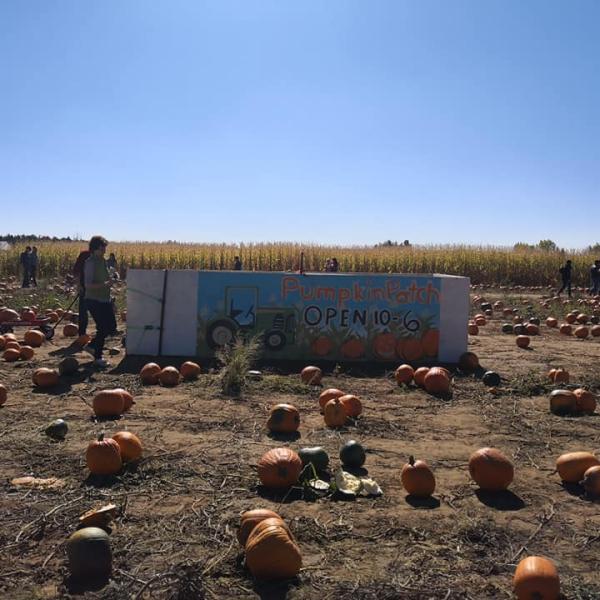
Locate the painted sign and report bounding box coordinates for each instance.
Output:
[197,272,441,361]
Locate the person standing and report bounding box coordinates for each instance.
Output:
[73,247,91,336]
[84,236,116,368]
[29,247,39,287]
[106,252,118,272]
[558,260,573,297]
[20,246,32,287]
[591,259,600,295]
[233,256,242,270]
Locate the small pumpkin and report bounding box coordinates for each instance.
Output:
[423,367,450,394]
[565,313,577,324]
[237,509,283,546]
[549,390,577,416]
[339,440,366,469]
[323,398,347,428]
[32,368,59,387]
[394,364,414,385]
[551,368,569,384]
[559,323,572,335]
[159,366,180,386]
[298,447,329,472]
[111,431,143,462]
[574,326,589,339]
[140,362,161,385]
[482,371,501,387]
[66,527,112,581]
[180,361,201,380]
[86,433,122,475]
[58,356,80,376]
[300,365,322,385]
[573,388,597,414]
[245,517,302,580]
[257,448,302,488]
[581,465,600,498]
[0,384,7,406]
[92,389,124,417]
[525,323,539,336]
[339,394,362,418]
[413,366,430,388]
[546,317,558,328]
[576,313,589,324]
[458,352,479,372]
[45,418,68,440]
[3,348,20,362]
[468,323,479,335]
[513,556,560,600]
[591,325,600,337]
[24,329,45,348]
[19,345,34,360]
[267,404,300,433]
[556,451,600,483]
[516,335,530,348]
[468,447,514,491]
[401,455,435,498]
[318,388,345,410]
[63,323,78,337]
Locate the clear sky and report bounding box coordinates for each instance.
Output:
[1,1,599,247]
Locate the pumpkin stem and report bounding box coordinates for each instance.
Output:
[409,455,415,466]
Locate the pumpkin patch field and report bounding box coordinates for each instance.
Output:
[1,279,600,599]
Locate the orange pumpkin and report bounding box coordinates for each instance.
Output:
[86,433,122,475]
[267,404,300,433]
[74,334,91,348]
[24,329,45,348]
[458,352,479,372]
[516,335,530,348]
[565,313,577,324]
[3,348,20,362]
[591,325,600,337]
[556,452,600,483]
[423,367,451,394]
[140,362,161,385]
[468,323,479,335]
[92,390,125,417]
[549,390,577,415]
[413,366,430,388]
[114,388,135,411]
[300,366,322,385]
[318,388,345,410]
[339,394,362,418]
[19,345,34,360]
[577,313,589,324]
[158,366,180,386]
[180,361,201,380]
[573,388,597,414]
[245,517,302,580]
[401,455,435,497]
[551,368,569,384]
[559,323,572,335]
[237,509,283,546]
[111,431,143,462]
[513,556,560,600]
[323,398,347,427]
[32,368,59,387]
[581,465,600,498]
[468,447,514,491]
[394,364,414,385]
[545,317,558,328]
[63,323,78,337]
[574,326,589,339]
[525,323,539,336]
[0,384,7,406]
[257,448,302,488]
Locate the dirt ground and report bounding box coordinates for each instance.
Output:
[1,288,600,599]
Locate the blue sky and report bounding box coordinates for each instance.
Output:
[1,1,599,247]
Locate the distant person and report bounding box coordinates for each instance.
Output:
[233,256,242,270]
[325,258,332,272]
[106,252,118,272]
[73,247,92,336]
[20,246,32,287]
[591,259,600,295]
[84,236,117,369]
[558,259,573,297]
[330,257,339,273]
[29,247,39,287]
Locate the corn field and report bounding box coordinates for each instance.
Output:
[0,241,598,286]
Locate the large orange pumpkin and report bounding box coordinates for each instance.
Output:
[140,362,161,385]
[556,452,600,483]
[549,390,577,415]
[86,434,122,475]
[513,556,560,600]
[468,447,514,491]
[257,448,302,488]
[267,404,300,433]
[63,323,78,337]
[394,364,414,385]
[237,509,283,546]
[245,517,302,580]
[180,361,201,380]
[114,388,135,411]
[300,366,322,385]
[323,398,347,428]
[92,390,125,417]
[158,366,180,386]
[401,456,435,498]
[111,431,143,462]
[339,394,362,418]
[423,367,451,394]
[573,388,597,414]
[24,329,45,348]
[32,368,59,387]
[318,388,345,411]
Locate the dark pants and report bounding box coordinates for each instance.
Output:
[22,267,30,287]
[78,293,88,336]
[558,278,572,297]
[30,267,37,287]
[592,279,600,295]
[86,300,117,359]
